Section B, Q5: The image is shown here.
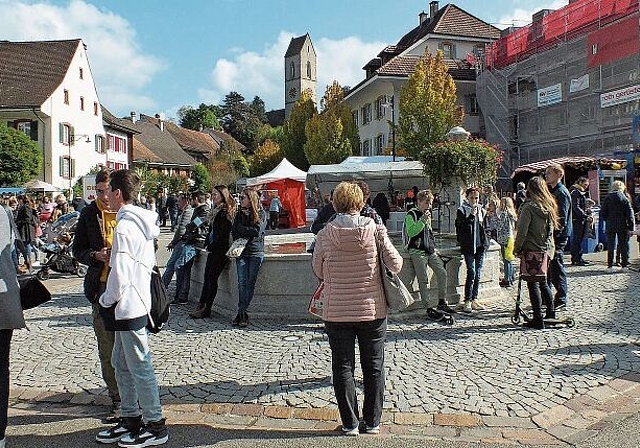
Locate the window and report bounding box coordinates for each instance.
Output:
[16,121,31,137]
[94,102,99,116]
[109,135,127,154]
[375,134,385,154]
[59,123,72,145]
[362,139,371,156]
[440,42,455,59]
[306,61,312,79]
[80,96,84,111]
[352,110,358,127]
[467,94,479,115]
[473,44,485,58]
[79,67,84,79]
[60,156,72,179]
[95,135,106,153]
[289,61,295,79]
[375,96,386,120]
[361,103,372,125]
[63,89,69,105]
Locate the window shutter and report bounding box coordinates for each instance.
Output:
[30,121,38,141]
[95,135,99,152]
[71,159,76,177]
[59,156,64,176]
[59,123,64,143]
[70,126,75,142]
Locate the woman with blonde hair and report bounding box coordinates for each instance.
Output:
[312,182,403,435]
[497,196,517,287]
[230,188,266,327]
[190,185,237,319]
[514,176,559,329]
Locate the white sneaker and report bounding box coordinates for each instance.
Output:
[341,425,359,436]
[0,437,5,448]
[471,300,486,311]
[462,301,473,313]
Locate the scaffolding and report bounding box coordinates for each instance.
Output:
[476,0,640,187]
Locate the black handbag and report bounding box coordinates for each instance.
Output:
[19,276,51,310]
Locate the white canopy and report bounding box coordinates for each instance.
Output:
[25,180,61,192]
[246,158,307,186]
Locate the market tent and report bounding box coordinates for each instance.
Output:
[246,158,307,228]
[25,180,61,192]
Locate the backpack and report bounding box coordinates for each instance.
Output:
[147,266,170,333]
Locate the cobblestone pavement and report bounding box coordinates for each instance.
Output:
[9,232,640,445]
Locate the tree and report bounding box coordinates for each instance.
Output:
[220,91,268,152]
[250,139,283,176]
[397,49,462,159]
[0,122,42,186]
[178,103,223,131]
[282,90,316,170]
[192,163,212,193]
[303,81,357,165]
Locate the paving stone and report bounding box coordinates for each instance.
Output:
[502,428,564,445]
[263,406,294,419]
[292,407,339,421]
[482,416,537,428]
[230,403,264,417]
[433,413,480,427]
[531,405,574,429]
[393,412,432,425]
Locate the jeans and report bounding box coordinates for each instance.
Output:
[607,230,630,267]
[527,281,554,321]
[169,209,178,232]
[501,245,514,284]
[199,251,228,313]
[463,249,485,301]
[111,328,163,423]
[409,252,447,306]
[161,241,185,288]
[92,298,119,403]
[269,211,279,230]
[324,318,386,430]
[547,243,568,305]
[175,258,194,302]
[0,330,12,440]
[236,255,263,313]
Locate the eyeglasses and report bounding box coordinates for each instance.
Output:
[95,188,106,194]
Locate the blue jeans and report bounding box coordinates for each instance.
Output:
[547,243,568,305]
[324,318,386,430]
[1,330,12,440]
[111,328,163,423]
[463,249,485,301]
[161,241,185,288]
[501,245,514,284]
[236,255,263,313]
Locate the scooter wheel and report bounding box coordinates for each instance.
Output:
[445,316,455,326]
[76,265,88,277]
[566,318,576,328]
[36,269,49,281]
[511,315,521,325]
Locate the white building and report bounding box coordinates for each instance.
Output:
[344,2,500,157]
[0,39,106,193]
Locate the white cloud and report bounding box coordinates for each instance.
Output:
[199,31,387,111]
[497,0,568,28]
[0,0,164,114]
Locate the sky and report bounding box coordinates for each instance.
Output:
[0,0,567,120]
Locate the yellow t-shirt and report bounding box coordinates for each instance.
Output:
[97,201,118,283]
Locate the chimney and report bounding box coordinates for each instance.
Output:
[154,114,164,131]
[130,111,136,123]
[419,11,429,25]
[429,1,439,19]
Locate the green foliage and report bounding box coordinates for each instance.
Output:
[256,124,283,147]
[303,81,356,165]
[0,122,42,187]
[71,164,104,198]
[250,139,283,176]
[177,103,222,131]
[397,49,462,159]
[206,141,249,189]
[220,91,268,153]
[192,163,212,193]
[420,139,502,190]
[282,90,316,170]
[135,166,189,197]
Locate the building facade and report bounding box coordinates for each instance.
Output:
[284,34,317,120]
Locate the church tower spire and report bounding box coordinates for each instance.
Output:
[284,34,316,120]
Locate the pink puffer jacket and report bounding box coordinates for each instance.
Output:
[312,213,403,322]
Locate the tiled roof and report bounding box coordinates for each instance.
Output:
[164,121,220,159]
[102,107,139,135]
[376,55,476,80]
[205,129,247,152]
[266,109,285,127]
[130,115,196,167]
[285,34,308,57]
[0,39,80,108]
[132,139,161,163]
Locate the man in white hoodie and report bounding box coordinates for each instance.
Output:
[96,169,168,447]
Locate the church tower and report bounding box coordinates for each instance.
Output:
[284,34,316,120]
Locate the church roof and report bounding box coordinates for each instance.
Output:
[285,34,309,57]
[0,39,80,109]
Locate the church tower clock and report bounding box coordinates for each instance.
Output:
[284,34,316,120]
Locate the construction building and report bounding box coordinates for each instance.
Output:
[476,0,639,189]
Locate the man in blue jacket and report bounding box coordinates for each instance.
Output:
[545,164,572,310]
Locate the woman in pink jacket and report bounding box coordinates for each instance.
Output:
[312,182,403,436]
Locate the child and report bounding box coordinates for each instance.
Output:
[496,197,517,287]
[583,198,596,240]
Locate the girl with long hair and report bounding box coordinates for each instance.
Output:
[190,185,237,319]
[514,176,559,329]
[230,188,266,327]
[497,196,517,287]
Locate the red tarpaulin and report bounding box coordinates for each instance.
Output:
[264,178,306,228]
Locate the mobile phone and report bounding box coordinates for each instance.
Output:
[193,217,203,227]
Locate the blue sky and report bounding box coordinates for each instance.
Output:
[0,0,566,119]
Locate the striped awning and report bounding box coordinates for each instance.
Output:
[511,156,626,178]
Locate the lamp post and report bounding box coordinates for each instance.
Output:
[385,95,396,162]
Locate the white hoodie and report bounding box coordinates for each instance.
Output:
[99,204,160,323]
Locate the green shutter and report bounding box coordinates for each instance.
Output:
[59,156,64,176]
[59,123,64,143]
[94,135,99,152]
[71,159,76,177]
[30,121,38,141]
[69,126,75,142]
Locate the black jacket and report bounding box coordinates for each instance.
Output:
[601,191,634,233]
[550,182,572,245]
[232,208,266,257]
[205,209,233,254]
[570,185,588,223]
[455,203,490,254]
[311,203,336,235]
[183,203,210,246]
[72,201,107,303]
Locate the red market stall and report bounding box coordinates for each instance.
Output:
[246,158,307,228]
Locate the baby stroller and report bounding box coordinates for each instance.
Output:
[35,232,87,280]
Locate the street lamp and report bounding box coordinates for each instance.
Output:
[446,126,470,141]
[382,95,396,162]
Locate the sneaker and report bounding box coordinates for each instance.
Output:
[553,300,566,311]
[363,425,380,434]
[471,300,486,311]
[96,416,142,444]
[341,424,359,436]
[436,302,457,314]
[232,313,242,326]
[118,418,168,447]
[238,312,249,328]
[462,301,473,313]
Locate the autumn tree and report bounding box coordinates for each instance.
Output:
[397,49,462,159]
[304,81,358,165]
[250,139,283,176]
[281,90,316,171]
